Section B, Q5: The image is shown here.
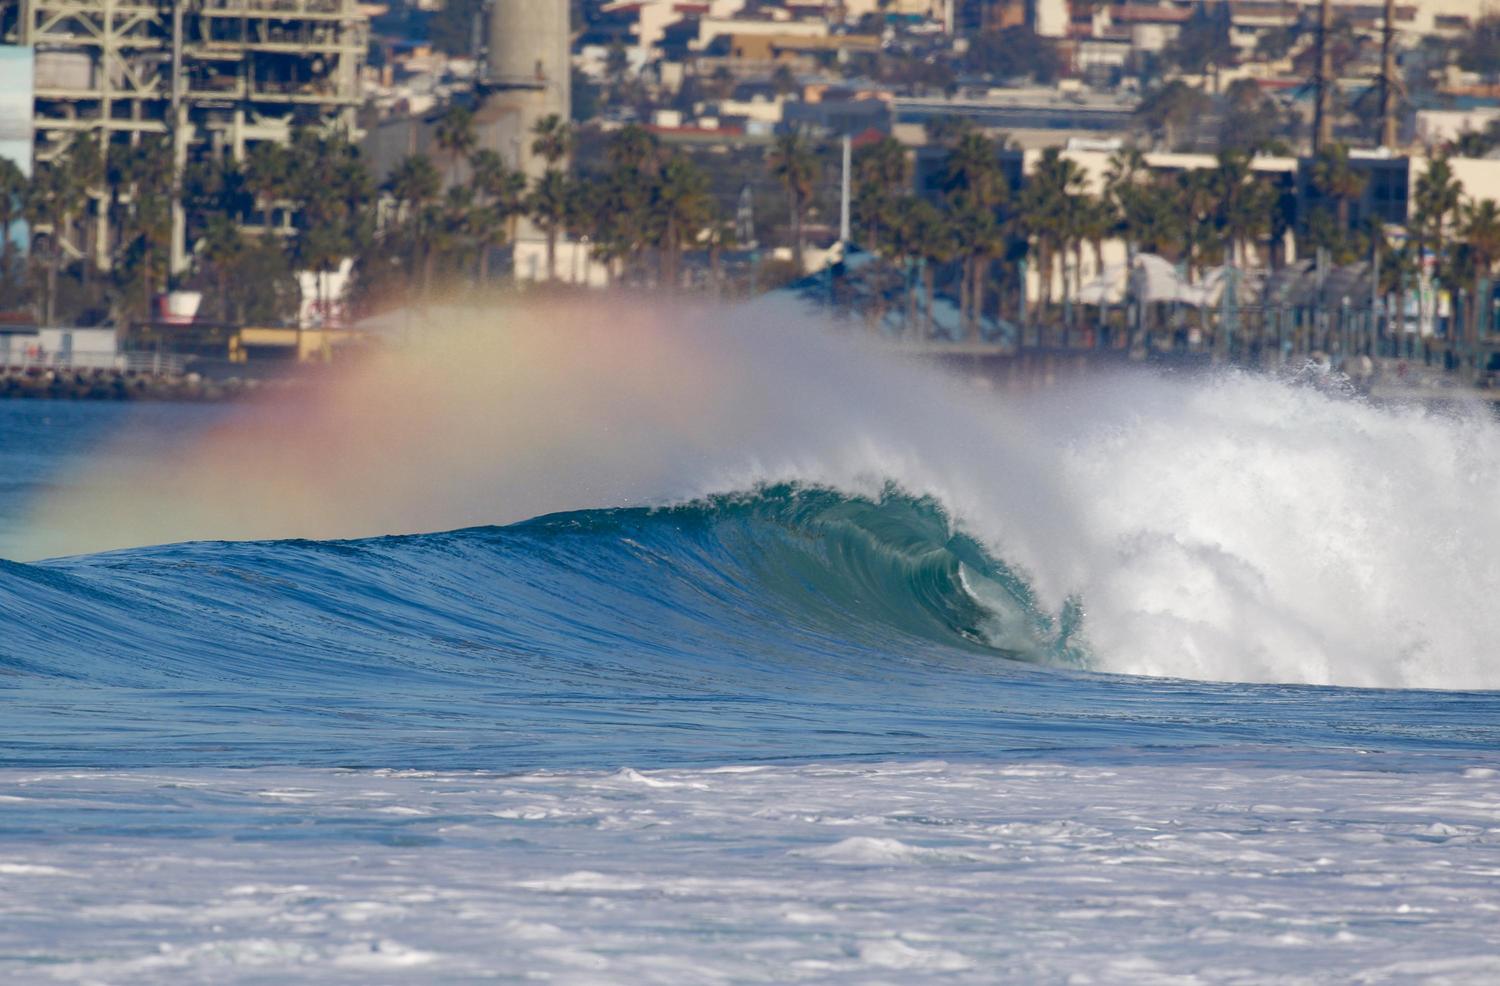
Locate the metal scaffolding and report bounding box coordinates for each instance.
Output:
[1,0,365,271]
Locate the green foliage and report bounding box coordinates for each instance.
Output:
[768,128,822,269]
[1458,16,1500,81]
[428,0,484,56]
[1165,7,1234,77]
[1135,81,1212,151]
[963,27,1063,84]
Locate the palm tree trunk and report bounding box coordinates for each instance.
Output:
[791,192,804,272]
[546,226,557,282]
[47,238,60,326]
[906,261,918,335]
[971,257,985,340]
[922,263,935,336]
[959,257,971,335]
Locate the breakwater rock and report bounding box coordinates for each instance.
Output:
[0,368,266,402]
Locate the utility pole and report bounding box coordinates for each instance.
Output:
[839,133,852,246]
[1379,0,1400,149]
[169,0,188,278]
[1313,0,1334,153]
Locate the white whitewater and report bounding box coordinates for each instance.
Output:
[22,297,1500,690]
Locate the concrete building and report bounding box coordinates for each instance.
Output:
[480,0,571,181]
[895,88,1141,149]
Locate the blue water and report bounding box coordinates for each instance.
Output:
[7,392,1500,983]
[2,401,1497,774]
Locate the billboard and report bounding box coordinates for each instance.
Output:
[0,45,33,177]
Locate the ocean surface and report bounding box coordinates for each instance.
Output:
[3,311,1500,982]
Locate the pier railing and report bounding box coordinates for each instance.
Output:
[0,351,188,376]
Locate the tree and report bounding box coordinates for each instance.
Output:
[0,157,26,298]
[1175,168,1223,277]
[428,0,484,56]
[852,136,909,249]
[1461,199,1500,346]
[1309,143,1368,260]
[1458,16,1500,84]
[434,103,476,186]
[922,114,974,150]
[606,124,661,173]
[910,198,957,335]
[386,154,441,293]
[1214,150,1274,267]
[1165,6,1235,89]
[245,141,292,230]
[650,154,714,289]
[1103,146,1146,264]
[887,197,934,332]
[530,114,575,170]
[1021,149,1087,312]
[940,132,1008,335]
[963,27,1063,83]
[527,168,571,282]
[287,131,372,314]
[1135,81,1212,151]
[198,214,246,322]
[1219,79,1288,153]
[1413,156,1463,285]
[469,149,525,278]
[768,128,821,271]
[111,136,175,319]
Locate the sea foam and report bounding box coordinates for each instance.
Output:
[19,296,1500,689]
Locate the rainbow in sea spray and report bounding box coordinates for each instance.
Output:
[7,298,1500,983]
[17,296,1500,692]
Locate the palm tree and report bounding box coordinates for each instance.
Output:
[245,142,292,231]
[530,114,575,170]
[62,133,104,280]
[939,132,1007,335]
[24,153,88,325]
[606,124,660,173]
[1414,156,1463,286]
[651,154,713,290]
[469,149,523,279]
[768,128,821,271]
[1214,150,1273,267]
[1175,168,1221,279]
[1135,81,1211,151]
[0,157,27,293]
[1309,143,1367,250]
[386,154,441,293]
[434,103,477,186]
[527,168,571,281]
[199,214,246,322]
[1461,198,1500,346]
[912,201,958,335]
[1103,146,1146,264]
[852,135,909,248]
[1021,149,1086,314]
[1132,179,1185,259]
[888,197,935,334]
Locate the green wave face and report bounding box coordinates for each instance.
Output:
[521,483,1083,665]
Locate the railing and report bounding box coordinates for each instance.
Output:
[0,351,188,376]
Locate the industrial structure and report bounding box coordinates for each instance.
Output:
[480,0,569,181]
[0,0,366,273]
